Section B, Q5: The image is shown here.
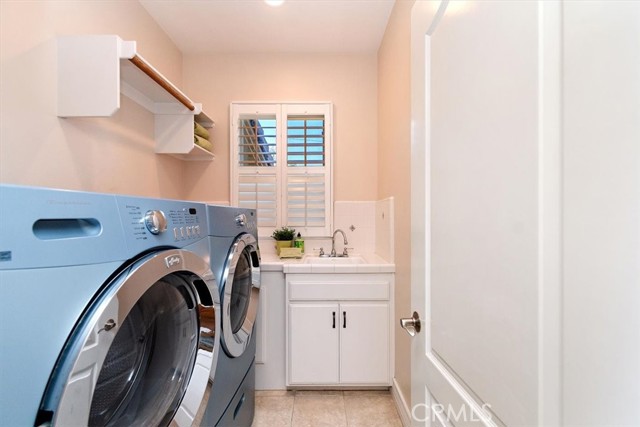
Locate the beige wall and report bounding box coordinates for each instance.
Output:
[2,2,379,204]
[2,0,412,398]
[378,0,415,405]
[0,1,186,198]
[181,53,378,203]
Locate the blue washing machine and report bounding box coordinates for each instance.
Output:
[202,206,260,427]
[0,184,221,426]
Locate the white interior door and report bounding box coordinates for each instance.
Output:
[408,1,560,426]
[408,1,640,426]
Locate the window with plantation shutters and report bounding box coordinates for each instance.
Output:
[231,103,333,237]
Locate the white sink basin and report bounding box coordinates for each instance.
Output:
[281,253,395,274]
[303,255,366,265]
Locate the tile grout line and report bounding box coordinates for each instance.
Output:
[341,390,349,427]
[289,391,296,427]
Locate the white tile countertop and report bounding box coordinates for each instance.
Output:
[260,253,395,274]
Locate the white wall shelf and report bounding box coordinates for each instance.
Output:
[57,35,214,161]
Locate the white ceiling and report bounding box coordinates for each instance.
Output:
[139,0,395,54]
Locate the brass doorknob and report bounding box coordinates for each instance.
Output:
[399,311,421,337]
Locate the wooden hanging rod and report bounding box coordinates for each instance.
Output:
[129,55,196,111]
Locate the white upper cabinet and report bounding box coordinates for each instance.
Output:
[57,35,214,161]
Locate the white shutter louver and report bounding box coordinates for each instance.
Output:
[286,172,326,228]
[238,172,277,228]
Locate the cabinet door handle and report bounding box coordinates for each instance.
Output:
[332,311,336,328]
[343,311,346,328]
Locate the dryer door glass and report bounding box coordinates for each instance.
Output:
[222,233,261,358]
[230,250,252,333]
[89,274,198,426]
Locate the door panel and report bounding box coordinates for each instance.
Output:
[410,1,546,426]
[429,1,539,425]
[411,1,639,426]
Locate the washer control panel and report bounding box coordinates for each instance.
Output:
[235,214,247,227]
[117,196,207,250]
[207,205,258,237]
[165,206,203,243]
[144,210,167,235]
[171,224,202,241]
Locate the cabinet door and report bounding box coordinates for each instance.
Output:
[288,303,339,384]
[339,303,390,384]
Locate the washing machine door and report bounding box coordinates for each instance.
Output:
[37,249,220,427]
[221,233,261,358]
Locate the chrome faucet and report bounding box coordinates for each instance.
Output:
[330,229,349,257]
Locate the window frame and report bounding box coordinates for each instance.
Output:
[230,102,333,238]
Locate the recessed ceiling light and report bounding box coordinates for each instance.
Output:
[265,0,284,6]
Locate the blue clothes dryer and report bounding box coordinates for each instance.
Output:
[203,205,260,427]
[0,185,220,426]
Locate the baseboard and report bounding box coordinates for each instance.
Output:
[391,378,412,427]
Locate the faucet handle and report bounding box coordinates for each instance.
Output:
[313,247,325,256]
[343,247,354,257]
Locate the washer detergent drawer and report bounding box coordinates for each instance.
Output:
[216,363,255,427]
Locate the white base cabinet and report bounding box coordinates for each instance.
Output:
[286,273,393,387]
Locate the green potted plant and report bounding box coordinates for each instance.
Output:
[272,226,296,255]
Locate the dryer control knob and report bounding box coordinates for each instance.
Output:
[144,210,168,235]
[235,214,247,227]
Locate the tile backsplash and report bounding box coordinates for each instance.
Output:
[375,197,394,262]
[334,199,394,261]
[334,201,376,254]
[249,199,395,261]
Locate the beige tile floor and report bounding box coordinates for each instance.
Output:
[251,390,403,427]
